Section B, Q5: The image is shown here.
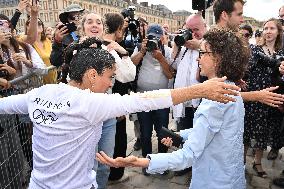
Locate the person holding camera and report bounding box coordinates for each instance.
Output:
[50,4,84,68]
[131,24,174,175]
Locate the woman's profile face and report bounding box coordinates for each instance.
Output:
[83,13,104,39]
[86,66,116,93]
[197,41,217,79]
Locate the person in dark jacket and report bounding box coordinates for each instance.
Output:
[50,4,84,68]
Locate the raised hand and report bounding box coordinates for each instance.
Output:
[17,0,29,13]
[0,32,11,45]
[12,52,32,68]
[54,23,68,43]
[105,39,127,55]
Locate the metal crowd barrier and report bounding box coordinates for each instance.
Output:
[0,66,56,189]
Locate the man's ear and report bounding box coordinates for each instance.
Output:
[221,11,229,21]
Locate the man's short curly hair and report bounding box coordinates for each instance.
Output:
[203,29,250,82]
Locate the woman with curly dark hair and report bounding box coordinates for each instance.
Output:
[96,29,250,189]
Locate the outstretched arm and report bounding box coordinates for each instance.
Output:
[0,93,29,114]
[241,86,284,107]
[87,77,240,124]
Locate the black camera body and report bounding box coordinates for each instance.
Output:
[0,69,9,79]
[146,35,160,52]
[121,6,140,32]
[58,22,77,34]
[174,29,193,47]
[279,18,284,26]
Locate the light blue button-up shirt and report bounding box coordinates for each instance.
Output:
[147,85,245,189]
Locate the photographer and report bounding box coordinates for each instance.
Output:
[50,4,84,67]
[131,24,174,175]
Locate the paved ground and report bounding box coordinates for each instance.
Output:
[106,117,284,189]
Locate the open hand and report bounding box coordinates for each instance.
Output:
[200,76,240,103]
[257,86,284,107]
[96,151,150,168]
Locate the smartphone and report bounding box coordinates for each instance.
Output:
[58,22,77,34]
[160,127,184,148]
[0,20,10,33]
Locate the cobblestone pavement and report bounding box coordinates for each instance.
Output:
[106,118,284,189]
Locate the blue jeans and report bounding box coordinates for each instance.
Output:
[94,118,117,189]
[137,108,170,157]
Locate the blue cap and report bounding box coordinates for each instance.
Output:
[147,24,164,38]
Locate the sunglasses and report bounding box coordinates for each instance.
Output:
[199,50,213,58]
[68,14,82,21]
[242,33,251,38]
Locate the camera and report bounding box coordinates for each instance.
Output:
[279,19,284,26]
[0,69,9,79]
[58,22,77,34]
[146,35,160,52]
[121,6,140,32]
[174,29,193,47]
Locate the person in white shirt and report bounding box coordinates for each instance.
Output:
[0,43,242,189]
[79,12,136,188]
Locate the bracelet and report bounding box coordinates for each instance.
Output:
[120,51,129,57]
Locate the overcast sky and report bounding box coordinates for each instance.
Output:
[137,0,284,21]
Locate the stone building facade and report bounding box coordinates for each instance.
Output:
[0,0,192,33]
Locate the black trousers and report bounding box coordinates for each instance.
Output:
[177,107,196,131]
[108,118,127,181]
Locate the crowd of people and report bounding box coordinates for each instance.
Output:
[1,0,284,188]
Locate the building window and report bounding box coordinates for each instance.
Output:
[48,0,52,10]
[54,12,59,22]
[53,0,58,9]
[49,12,54,22]
[43,1,47,10]
[63,0,67,8]
[45,13,48,22]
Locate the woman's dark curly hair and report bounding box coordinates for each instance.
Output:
[69,47,115,83]
[203,28,250,82]
[60,37,107,83]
